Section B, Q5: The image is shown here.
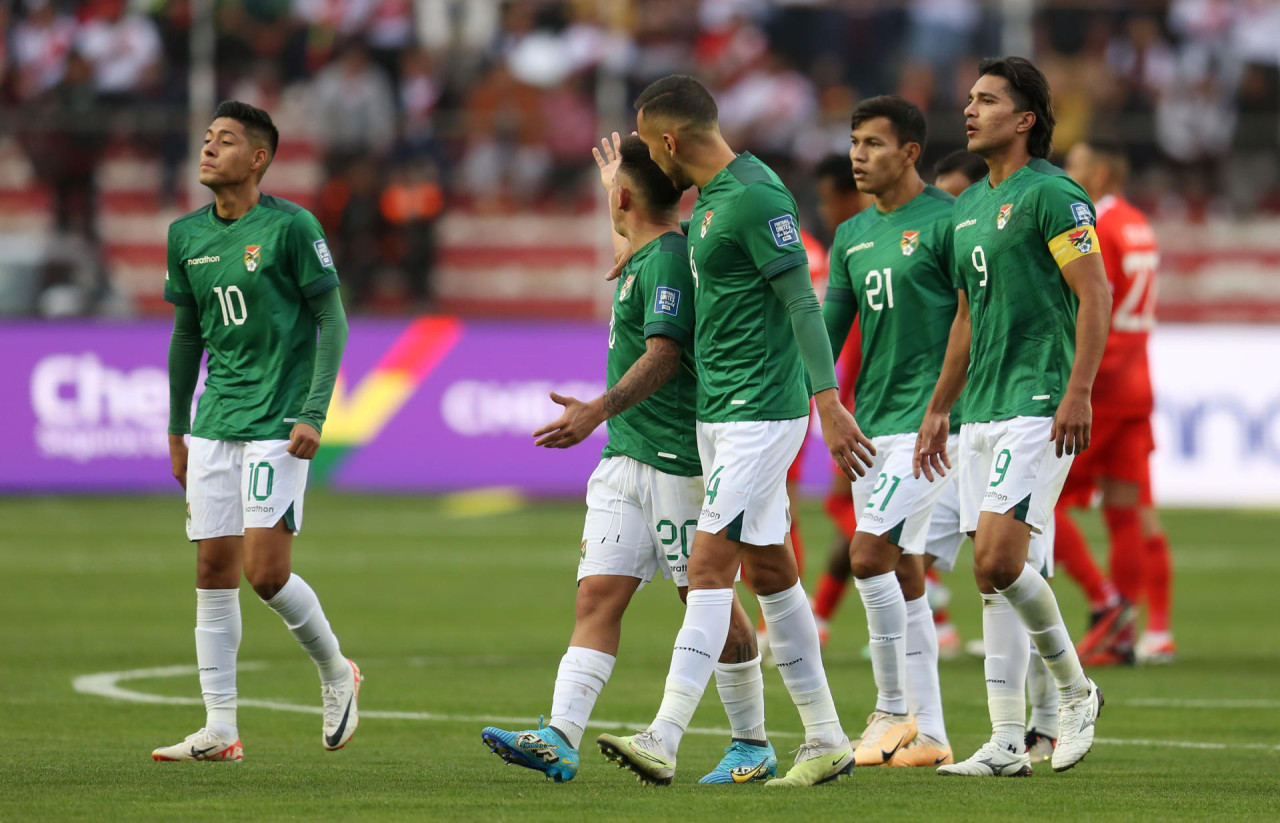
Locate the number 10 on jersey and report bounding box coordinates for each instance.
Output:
[213,285,248,326]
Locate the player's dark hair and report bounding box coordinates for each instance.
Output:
[634,74,718,130]
[213,100,279,159]
[618,134,682,213]
[977,56,1055,158]
[934,150,989,184]
[814,153,859,194]
[849,95,927,154]
[1080,137,1130,182]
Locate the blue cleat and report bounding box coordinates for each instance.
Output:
[482,719,579,783]
[698,740,778,784]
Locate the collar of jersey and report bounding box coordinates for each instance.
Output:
[700,152,756,195]
[205,200,264,229]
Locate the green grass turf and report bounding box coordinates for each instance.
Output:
[1,494,1277,822]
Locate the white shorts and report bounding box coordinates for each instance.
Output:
[695,418,807,546]
[958,417,1073,535]
[922,437,965,572]
[852,432,956,556]
[579,456,704,589]
[185,437,309,541]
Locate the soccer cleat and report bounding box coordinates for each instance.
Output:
[598,730,675,786]
[936,623,962,661]
[321,658,363,751]
[888,733,953,767]
[765,737,854,786]
[482,719,579,782]
[1076,600,1133,662]
[151,727,243,762]
[937,739,1032,777]
[1083,619,1136,666]
[1053,678,1104,772]
[1025,728,1057,763]
[699,740,778,784]
[1136,633,1177,665]
[853,710,917,766]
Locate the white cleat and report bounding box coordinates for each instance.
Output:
[321,658,363,751]
[1054,677,1103,772]
[152,727,243,762]
[765,736,855,786]
[937,740,1032,777]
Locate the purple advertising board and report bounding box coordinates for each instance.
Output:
[0,319,838,496]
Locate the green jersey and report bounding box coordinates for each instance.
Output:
[826,185,958,438]
[163,195,340,441]
[601,232,700,477]
[688,153,821,422]
[951,158,1099,423]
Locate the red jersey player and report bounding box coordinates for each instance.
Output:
[1058,139,1174,665]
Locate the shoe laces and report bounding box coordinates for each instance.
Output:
[320,679,346,714]
[631,729,663,753]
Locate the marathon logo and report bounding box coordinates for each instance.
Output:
[955,219,977,231]
[846,241,875,255]
[185,255,220,266]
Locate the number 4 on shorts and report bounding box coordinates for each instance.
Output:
[705,466,724,505]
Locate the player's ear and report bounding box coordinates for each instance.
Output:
[617,185,632,211]
[1016,110,1036,137]
[903,140,922,167]
[662,131,677,158]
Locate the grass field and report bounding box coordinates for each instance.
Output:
[2,493,1277,822]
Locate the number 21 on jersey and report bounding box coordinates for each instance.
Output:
[865,268,894,311]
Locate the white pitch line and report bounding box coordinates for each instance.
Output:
[1125,698,1280,710]
[72,664,1280,752]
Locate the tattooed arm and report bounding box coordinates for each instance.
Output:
[533,335,683,449]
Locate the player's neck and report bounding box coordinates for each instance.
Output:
[625,215,680,251]
[211,183,262,221]
[874,173,925,214]
[983,145,1033,187]
[688,133,739,189]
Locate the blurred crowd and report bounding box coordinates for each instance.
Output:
[2,0,1279,313]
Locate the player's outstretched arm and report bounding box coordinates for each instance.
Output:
[533,335,684,449]
[769,266,875,479]
[1054,253,1112,457]
[167,303,204,489]
[291,287,349,460]
[914,290,971,481]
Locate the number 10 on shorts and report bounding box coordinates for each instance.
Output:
[247,461,274,501]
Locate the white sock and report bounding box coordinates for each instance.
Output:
[195,588,240,737]
[714,656,766,743]
[1026,640,1060,736]
[998,564,1089,701]
[549,646,615,749]
[982,592,1028,752]
[651,588,734,755]
[855,571,908,715]
[262,574,347,682]
[759,581,844,746]
[903,595,947,744]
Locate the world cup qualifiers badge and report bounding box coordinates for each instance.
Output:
[244,244,261,272]
[700,211,715,238]
[900,230,920,256]
[997,204,1013,230]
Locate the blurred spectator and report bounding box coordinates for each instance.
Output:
[309,40,397,169]
[459,61,547,210]
[318,155,387,310]
[380,157,445,308]
[10,0,77,103]
[76,0,162,101]
[397,47,443,159]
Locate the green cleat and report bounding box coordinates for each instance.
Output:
[598,731,676,786]
[766,737,855,787]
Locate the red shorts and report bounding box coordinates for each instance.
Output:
[1059,417,1154,506]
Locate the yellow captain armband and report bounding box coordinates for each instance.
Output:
[1048,224,1100,269]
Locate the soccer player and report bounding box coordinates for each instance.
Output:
[481,134,773,784]
[598,74,875,787]
[155,101,358,762]
[822,96,959,768]
[1057,138,1173,665]
[914,57,1112,776]
[933,150,990,199]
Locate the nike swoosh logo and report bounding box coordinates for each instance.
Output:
[190,744,218,758]
[730,762,768,783]
[628,747,669,766]
[325,697,353,748]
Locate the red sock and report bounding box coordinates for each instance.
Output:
[1104,506,1144,604]
[1144,532,1173,633]
[925,567,941,584]
[1054,507,1115,610]
[933,605,952,626]
[812,572,848,621]
[824,493,858,540]
[790,516,806,580]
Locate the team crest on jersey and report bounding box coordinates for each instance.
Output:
[700,211,715,238]
[244,245,261,272]
[619,274,636,301]
[900,230,920,256]
[997,204,1014,230]
[1068,228,1093,254]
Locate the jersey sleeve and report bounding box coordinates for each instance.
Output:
[287,209,341,297]
[1036,176,1100,271]
[162,223,195,307]
[641,252,695,348]
[735,181,810,280]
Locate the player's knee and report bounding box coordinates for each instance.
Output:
[574,578,631,624]
[849,537,894,579]
[975,553,1021,590]
[246,567,289,600]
